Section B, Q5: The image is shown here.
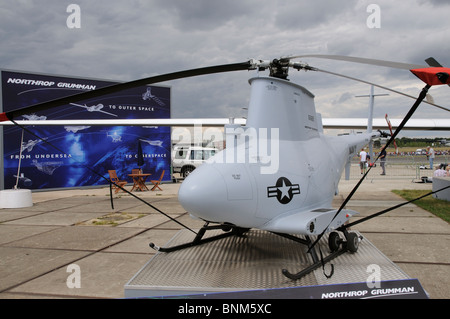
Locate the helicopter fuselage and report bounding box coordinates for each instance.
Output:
[178,76,377,235]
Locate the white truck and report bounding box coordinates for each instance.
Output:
[172,146,218,178]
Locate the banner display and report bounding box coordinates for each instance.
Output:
[1,70,171,190]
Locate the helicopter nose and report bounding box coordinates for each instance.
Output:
[178,165,227,221]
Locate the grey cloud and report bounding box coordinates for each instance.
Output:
[0,0,449,136]
[153,0,259,31]
[333,92,354,105]
[274,0,359,30]
[419,0,450,6]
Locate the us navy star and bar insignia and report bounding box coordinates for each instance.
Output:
[267,177,300,204]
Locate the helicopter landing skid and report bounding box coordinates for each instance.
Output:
[274,230,361,281]
[149,224,361,281]
[149,223,249,253]
[281,245,348,280]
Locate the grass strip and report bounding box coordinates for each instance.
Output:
[392,189,450,223]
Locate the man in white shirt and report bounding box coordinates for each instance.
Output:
[427,146,435,170]
[359,148,367,174]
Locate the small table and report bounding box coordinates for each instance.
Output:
[128,173,151,191]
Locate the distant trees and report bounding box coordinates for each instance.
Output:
[395,137,447,148]
[376,137,448,149]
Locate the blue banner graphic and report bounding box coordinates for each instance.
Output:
[2,70,171,189]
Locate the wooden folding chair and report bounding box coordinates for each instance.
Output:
[108,170,127,193]
[150,170,165,191]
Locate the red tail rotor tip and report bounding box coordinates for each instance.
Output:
[410,67,450,86]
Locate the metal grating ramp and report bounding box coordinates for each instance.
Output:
[125,230,410,298]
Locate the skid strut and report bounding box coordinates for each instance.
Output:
[282,246,348,280]
[149,222,248,253]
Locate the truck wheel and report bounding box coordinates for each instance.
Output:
[182,166,195,178]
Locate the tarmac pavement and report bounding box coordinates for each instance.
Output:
[0,177,448,299]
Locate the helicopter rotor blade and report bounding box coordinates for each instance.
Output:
[312,67,450,112]
[0,61,254,122]
[288,54,427,70]
[273,54,449,112]
[425,57,443,67]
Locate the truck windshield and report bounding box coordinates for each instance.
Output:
[190,150,216,160]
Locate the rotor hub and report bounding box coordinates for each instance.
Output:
[249,58,317,80]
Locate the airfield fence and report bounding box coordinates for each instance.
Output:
[344,154,450,181]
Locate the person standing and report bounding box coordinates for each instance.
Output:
[379,147,387,175]
[427,146,435,170]
[434,164,447,177]
[359,148,367,174]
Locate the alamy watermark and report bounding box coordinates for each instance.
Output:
[172,125,280,174]
[66,4,81,29]
[367,4,381,29]
[366,264,381,288]
[66,264,81,289]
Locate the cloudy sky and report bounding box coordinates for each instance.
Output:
[1,0,450,137]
